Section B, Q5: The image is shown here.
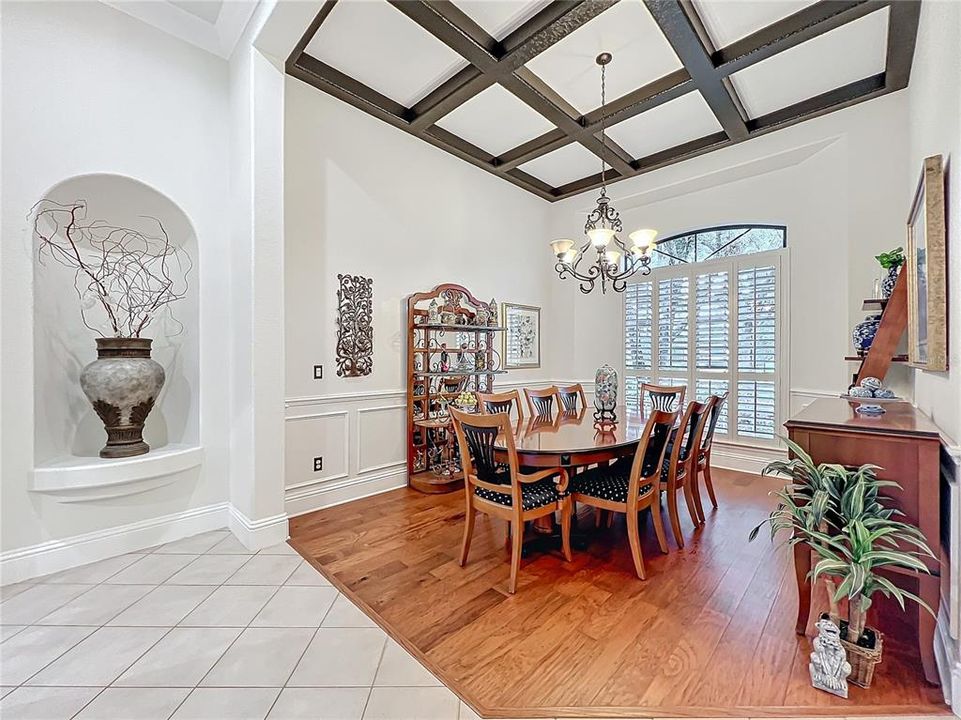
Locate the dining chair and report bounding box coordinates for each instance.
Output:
[524,386,559,417]
[692,392,728,521]
[661,399,712,548]
[450,408,571,594]
[570,409,678,579]
[556,383,587,413]
[477,389,525,421]
[641,382,686,414]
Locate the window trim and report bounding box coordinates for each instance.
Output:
[622,245,790,450]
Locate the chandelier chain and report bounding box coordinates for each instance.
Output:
[600,61,607,193]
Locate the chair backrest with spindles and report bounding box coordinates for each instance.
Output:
[641,383,686,414]
[664,400,712,490]
[628,409,679,501]
[701,392,728,452]
[450,407,520,507]
[524,386,559,417]
[476,390,524,422]
[556,383,587,413]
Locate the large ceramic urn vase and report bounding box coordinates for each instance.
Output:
[80,338,165,458]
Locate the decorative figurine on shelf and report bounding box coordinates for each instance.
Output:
[439,344,450,372]
[458,342,474,371]
[875,246,904,299]
[440,304,456,326]
[809,616,852,698]
[488,299,498,326]
[427,299,440,325]
[475,304,490,326]
[594,364,618,422]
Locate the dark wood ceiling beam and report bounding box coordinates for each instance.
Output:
[748,73,886,133]
[291,55,410,122]
[409,70,494,132]
[884,1,921,90]
[583,69,694,130]
[714,1,887,76]
[404,1,619,132]
[645,0,749,141]
[497,129,570,171]
[285,0,338,69]
[503,69,636,176]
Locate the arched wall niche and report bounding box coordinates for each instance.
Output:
[32,173,200,463]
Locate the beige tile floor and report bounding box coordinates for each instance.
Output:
[0,531,950,720]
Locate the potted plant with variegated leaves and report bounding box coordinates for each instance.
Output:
[750,439,935,688]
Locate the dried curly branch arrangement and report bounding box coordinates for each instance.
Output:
[33,199,192,338]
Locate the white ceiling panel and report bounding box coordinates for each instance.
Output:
[452,0,551,41]
[435,84,556,157]
[605,91,723,160]
[694,0,816,49]
[305,1,470,108]
[731,7,889,119]
[169,0,223,25]
[519,142,604,188]
[525,0,682,115]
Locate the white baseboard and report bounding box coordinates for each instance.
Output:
[0,502,230,585]
[936,600,961,712]
[710,441,786,475]
[285,465,407,518]
[228,506,289,551]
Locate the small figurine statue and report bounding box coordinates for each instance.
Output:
[439,344,450,372]
[488,299,498,326]
[809,616,851,698]
[427,299,440,325]
[475,304,489,326]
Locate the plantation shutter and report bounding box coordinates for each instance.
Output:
[657,277,689,373]
[623,230,783,446]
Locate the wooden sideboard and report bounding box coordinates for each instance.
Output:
[785,398,944,686]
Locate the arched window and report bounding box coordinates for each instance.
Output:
[624,224,787,445]
[648,224,786,268]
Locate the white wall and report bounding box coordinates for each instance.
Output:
[547,92,911,428]
[906,0,961,446]
[1,1,233,578]
[283,78,556,515]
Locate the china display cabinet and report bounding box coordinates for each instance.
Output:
[406,283,506,494]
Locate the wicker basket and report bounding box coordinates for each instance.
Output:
[841,628,884,688]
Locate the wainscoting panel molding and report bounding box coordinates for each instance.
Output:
[356,404,407,475]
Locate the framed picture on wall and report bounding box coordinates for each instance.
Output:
[502,303,541,369]
[906,154,947,371]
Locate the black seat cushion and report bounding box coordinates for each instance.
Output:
[474,474,561,511]
[571,460,653,503]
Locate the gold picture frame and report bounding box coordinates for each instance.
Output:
[906,154,948,371]
[501,303,541,369]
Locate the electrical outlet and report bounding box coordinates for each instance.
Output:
[313,364,323,379]
[313,456,323,473]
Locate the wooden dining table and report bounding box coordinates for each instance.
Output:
[491,405,647,470]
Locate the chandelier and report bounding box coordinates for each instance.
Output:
[549,52,657,294]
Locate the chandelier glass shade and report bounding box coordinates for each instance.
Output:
[549,53,658,294]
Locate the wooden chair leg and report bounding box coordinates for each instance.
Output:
[459,500,475,567]
[683,481,700,529]
[667,491,685,549]
[593,508,602,528]
[508,518,523,594]
[703,458,718,509]
[606,510,614,528]
[626,510,647,580]
[650,503,669,554]
[691,470,706,525]
[560,499,573,562]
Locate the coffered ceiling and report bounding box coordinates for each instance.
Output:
[287,0,920,202]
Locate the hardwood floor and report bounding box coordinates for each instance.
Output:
[289,469,949,718]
